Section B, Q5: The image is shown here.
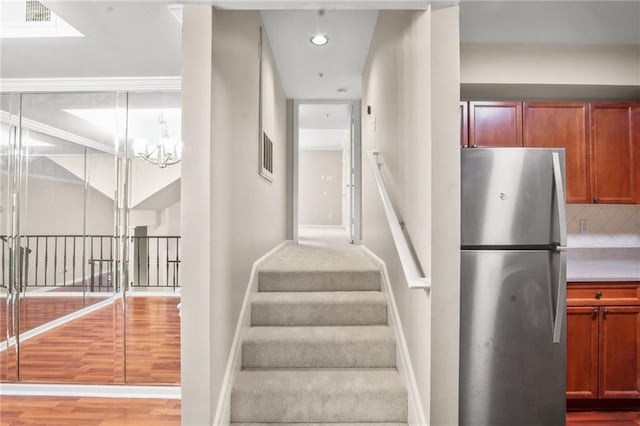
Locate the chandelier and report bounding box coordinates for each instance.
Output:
[133,113,182,168]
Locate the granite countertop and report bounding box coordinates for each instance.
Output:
[567,248,640,282]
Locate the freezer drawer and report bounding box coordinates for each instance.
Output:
[460,250,566,426]
[461,148,566,247]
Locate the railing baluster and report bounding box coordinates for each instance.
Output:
[53,235,58,287]
[44,237,48,287]
[147,238,150,287]
[156,237,160,287]
[25,237,30,288]
[166,237,169,291]
[63,236,67,287]
[72,236,76,287]
[35,237,39,287]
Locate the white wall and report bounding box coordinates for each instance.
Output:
[429,6,461,425]
[461,43,640,86]
[361,9,432,420]
[181,7,288,425]
[299,149,343,226]
[361,7,460,424]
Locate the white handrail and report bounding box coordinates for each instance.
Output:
[367,150,430,290]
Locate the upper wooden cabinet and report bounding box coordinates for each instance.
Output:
[591,103,636,204]
[634,105,640,204]
[469,101,523,148]
[523,102,591,204]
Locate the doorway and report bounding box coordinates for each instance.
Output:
[294,101,361,245]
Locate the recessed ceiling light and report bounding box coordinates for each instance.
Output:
[310,34,329,46]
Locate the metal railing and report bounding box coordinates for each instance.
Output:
[0,235,181,291]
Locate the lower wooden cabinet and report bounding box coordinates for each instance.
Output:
[567,283,640,401]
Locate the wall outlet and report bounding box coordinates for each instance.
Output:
[580,219,588,233]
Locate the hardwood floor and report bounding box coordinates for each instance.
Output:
[0,295,108,338]
[0,396,180,426]
[566,411,640,425]
[0,297,179,385]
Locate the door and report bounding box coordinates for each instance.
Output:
[591,103,635,204]
[524,102,591,204]
[460,250,565,426]
[469,101,523,148]
[566,306,599,399]
[599,306,640,398]
[460,101,468,148]
[461,148,565,247]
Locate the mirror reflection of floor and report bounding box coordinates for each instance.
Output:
[0,296,180,385]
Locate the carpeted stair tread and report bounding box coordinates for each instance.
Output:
[260,244,379,273]
[259,270,380,292]
[242,326,395,368]
[251,291,387,326]
[230,369,407,423]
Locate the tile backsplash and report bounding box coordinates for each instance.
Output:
[567,204,640,247]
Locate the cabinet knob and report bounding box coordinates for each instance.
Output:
[473,144,478,148]
[593,197,600,204]
[592,308,600,319]
[595,291,603,299]
[603,308,609,319]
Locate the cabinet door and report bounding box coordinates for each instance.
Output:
[599,306,640,399]
[591,103,636,204]
[469,101,523,147]
[460,101,468,148]
[524,102,590,204]
[567,306,599,399]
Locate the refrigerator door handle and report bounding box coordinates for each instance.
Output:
[552,152,567,248]
[552,250,567,344]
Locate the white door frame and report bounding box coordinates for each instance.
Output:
[292,99,362,244]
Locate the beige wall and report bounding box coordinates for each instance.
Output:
[361,7,460,424]
[430,6,461,425]
[181,7,288,425]
[361,8,432,420]
[299,149,343,226]
[461,43,640,86]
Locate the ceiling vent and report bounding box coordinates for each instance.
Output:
[25,0,51,23]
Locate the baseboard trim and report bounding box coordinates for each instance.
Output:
[0,383,180,399]
[361,245,428,426]
[212,240,292,426]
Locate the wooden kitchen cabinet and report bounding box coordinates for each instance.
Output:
[599,306,640,399]
[590,103,636,204]
[567,283,640,402]
[633,105,640,204]
[523,102,591,204]
[469,101,523,147]
[567,306,599,399]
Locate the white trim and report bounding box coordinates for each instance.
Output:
[0,77,181,93]
[0,296,115,352]
[20,291,111,298]
[361,245,429,426]
[212,240,291,426]
[0,383,180,399]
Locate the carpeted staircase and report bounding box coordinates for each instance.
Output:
[230,244,408,425]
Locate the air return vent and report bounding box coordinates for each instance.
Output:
[25,0,51,23]
[260,132,274,182]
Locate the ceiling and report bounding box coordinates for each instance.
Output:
[262,10,379,99]
[0,1,181,79]
[460,1,640,46]
[299,104,351,129]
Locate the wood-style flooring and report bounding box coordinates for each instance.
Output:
[0,297,179,385]
[0,296,107,337]
[0,396,180,426]
[0,398,637,426]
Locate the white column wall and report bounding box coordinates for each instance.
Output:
[181,7,288,425]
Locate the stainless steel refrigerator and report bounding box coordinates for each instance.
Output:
[460,148,567,426]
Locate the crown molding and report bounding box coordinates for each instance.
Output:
[0,77,181,93]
